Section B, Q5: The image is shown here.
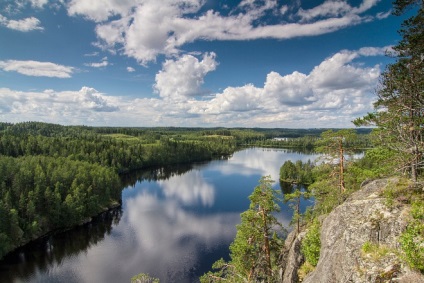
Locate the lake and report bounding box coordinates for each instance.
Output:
[0,147,319,283]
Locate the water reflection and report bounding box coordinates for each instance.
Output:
[124,188,239,282]
[159,170,215,206]
[0,208,122,283]
[120,163,198,187]
[0,147,318,283]
[208,148,319,182]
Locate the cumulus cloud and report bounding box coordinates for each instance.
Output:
[264,71,314,106]
[64,0,384,65]
[154,52,218,100]
[195,46,388,127]
[204,84,262,114]
[0,60,74,78]
[77,86,119,112]
[126,66,135,72]
[0,47,388,128]
[0,15,44,31]
[309,49,382,90]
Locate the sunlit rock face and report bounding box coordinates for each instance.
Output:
[283,178,424,283]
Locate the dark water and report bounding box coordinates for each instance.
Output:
[0,148,318,283]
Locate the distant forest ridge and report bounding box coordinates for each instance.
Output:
[0,121,372,138]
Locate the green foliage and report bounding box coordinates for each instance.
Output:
[400,199,424,273]
[400,223,424,272]
[308,163,340,215]
[301,219,321,267]
[347,146,397,184]
[201,176,284,282]
[382,178,412,208]
[130,273,160,283]
[411,200,424,220]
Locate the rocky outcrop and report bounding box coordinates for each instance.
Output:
[280,231,306,283]
[282,178,424,283]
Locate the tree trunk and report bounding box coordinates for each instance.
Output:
[261,207,272,280]
[339,138,345,193]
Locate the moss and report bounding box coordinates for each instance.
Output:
[298,261,315,282]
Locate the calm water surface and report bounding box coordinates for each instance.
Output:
[0,148,318,283]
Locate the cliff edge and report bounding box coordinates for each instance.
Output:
[282,178,424,283]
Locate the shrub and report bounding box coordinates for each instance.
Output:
[301,220,321,267]
[399,200,424,273]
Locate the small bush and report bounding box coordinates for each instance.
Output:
[301,220,321,267]
[400,200,424,273]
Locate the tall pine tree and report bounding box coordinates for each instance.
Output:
[354,1,424,181]
[201,176,284,283]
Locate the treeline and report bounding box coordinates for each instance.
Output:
[245,129,372,149]
[0,123,240,173]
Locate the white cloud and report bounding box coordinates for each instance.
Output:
[280,5,289,15]
[29,0,49,9]
[85,57,109,68]
[296,0,352,22]
[154,52,218,100]
[67,0,135,22]
[76,86,119,112]
[0,15,44,31]
[0,87,119,124]
[0,60,74,78]
[203,84,262,114]
[309,49,381,90]
[0,47,386,128]
[65,0,385,65]
[126,66,135,72]
[376,10,391,19]
[264,71,314,106]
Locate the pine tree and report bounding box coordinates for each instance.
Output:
[316,129,357,193]
[354,1,423,181]
[201,176,284,283]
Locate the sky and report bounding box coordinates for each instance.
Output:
[0,0,409,128]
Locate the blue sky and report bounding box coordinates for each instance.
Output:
[0,0,407,127]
